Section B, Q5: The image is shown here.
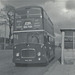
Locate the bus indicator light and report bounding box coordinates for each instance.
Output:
[14,46,16,49]
[37,52,41,56]
[40,15,42,18]
[49,47,51,49]
[41,44,44,48]
[16,53,19,57]
[38,58,41,61]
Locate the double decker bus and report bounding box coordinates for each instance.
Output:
[13,6,55,65]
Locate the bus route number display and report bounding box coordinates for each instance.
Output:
[23,21,32,29]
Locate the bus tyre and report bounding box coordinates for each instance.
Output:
[45,61,49,66]
[43,60,49,66]
[51,54,55,61]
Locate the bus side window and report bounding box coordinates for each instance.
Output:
[44,35,49,43]
[49,36,51,42]
[47,35,49,42]
[44,36,47,43]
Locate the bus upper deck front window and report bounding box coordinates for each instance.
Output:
[15,9,27,19]
[28,8,42,18]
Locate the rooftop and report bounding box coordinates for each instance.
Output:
[60,28,75,32]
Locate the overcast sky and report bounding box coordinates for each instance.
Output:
[0,0,75,40]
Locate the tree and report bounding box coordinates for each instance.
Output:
[3,5,15,44]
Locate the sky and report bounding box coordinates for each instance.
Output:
[0,0,75,43]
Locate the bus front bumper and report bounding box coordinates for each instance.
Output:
[13,56,48,64]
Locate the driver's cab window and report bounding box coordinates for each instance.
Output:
[28,35,39,43]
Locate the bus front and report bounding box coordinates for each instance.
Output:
[13,7,47,65]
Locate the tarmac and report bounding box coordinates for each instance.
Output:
[1,48,75,75]
[44,61,75,75]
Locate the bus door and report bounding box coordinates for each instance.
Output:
[44,34,54,60]
[47,35,54,59]
[44,35,50,59]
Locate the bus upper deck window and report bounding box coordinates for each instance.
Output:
[28,8,41,14]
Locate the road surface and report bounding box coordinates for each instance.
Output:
[0,47,61,75]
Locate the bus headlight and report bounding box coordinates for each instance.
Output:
[14,46,16,49]
[16,53,19,57]
[38,58,41,61]
[37,52,41,56]
[41,44,44,48]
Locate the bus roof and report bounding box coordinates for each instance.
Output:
[16,6,43,13]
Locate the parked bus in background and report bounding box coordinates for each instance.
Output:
[13,6,55,66]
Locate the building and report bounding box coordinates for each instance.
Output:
[60,28,75,64]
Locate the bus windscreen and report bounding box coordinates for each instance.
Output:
[14,32,43,45]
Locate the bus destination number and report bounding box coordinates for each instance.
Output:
[24,22,32,28]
